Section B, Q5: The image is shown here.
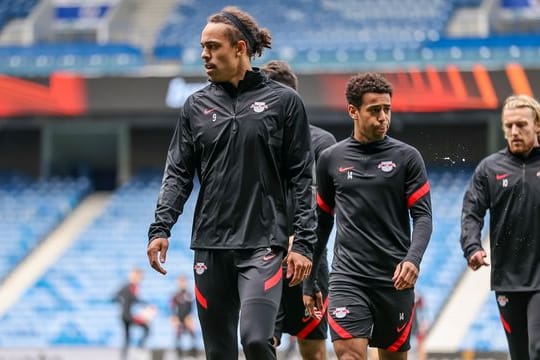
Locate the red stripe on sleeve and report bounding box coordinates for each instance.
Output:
[407,182,430,208]
[387,304,416,352]
[327,311,353,339]
[317,192,334,216]
[297,297,329,339]
[195,285,207,309]
[264,267,283,291]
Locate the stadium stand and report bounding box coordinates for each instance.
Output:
[415,167,473,327]
[1,0,536,357]
[152,0,540,72]
[0,171,199,348]
[461,296,508,352]
[0,0,39,30]
[0,166,473,349]
[0,0,539,74]
[0,43,143,75]
[0,172,91,282]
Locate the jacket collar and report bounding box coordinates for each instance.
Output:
[349,134,390,152]
[505,145,540,161]
[215,67,264,96]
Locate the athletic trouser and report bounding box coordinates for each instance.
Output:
[495,291,540,360]
[193,247,283,360]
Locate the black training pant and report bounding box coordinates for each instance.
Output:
[193,247,284,360]
[495,291,540,360]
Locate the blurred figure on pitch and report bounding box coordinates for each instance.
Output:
[170,275,197,358]
[113,268,156,359]
[411,292,428,360]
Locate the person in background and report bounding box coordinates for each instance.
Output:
[147,6,316,359]
[411,292,428,360]
[170,275,197,358]
[306,72,433,360]
[113,268,153,359]
[261,60,336,360]
[461,94,540,360]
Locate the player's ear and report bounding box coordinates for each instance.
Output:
[347,104,358,120]
[236,40,247,57]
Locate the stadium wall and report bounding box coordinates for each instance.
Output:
[1,65,531,186]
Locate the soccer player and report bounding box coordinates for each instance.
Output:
[170,275,197,357]
[261,60,336,360]
[112,268,151,359]
[461,94,540,360]
[147,7,316,360]
[306,72,433,360]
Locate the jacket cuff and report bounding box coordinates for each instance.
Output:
[291,239,313,261]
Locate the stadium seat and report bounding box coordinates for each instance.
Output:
[0,173,91,281]
[0,165,486,351]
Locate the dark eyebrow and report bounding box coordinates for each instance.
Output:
[365,103,391,110]
[201,40,219,47]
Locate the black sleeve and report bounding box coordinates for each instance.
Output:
[303,208,334,295]
[148,99,196,242]
[404,149,433,269]
[460,161,489,260]
[284,93,317,260]
[304,150,335,295]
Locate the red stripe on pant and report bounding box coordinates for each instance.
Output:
[195,284,208,309]
[297,297,329,339]
[264,267,283,291]
[500,313,512,333]
[387,303,416,351]
[328,311,353,339]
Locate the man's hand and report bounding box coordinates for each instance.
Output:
[468,249,489,271]
[272,336,280,348]
[303,291,323,320]
[392,261,418,290]
[147,237,169,275]
[285,251,312,287]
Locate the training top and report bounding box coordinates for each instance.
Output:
[148,69,316,258]
[461,146,540,291]
[170,289,194,320]
[285,125,336,295]
[113,283,143,321]
[315,135,433,288]
[286,125,337,235]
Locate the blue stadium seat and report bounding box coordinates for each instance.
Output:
[0,44,144,76]
[0,0,38,29]
[0,173,91,281]
[0,166,494,350]
[461,296,508,351]
[415,167,473,327]
[150,0,540,72]
[0,171,200,348]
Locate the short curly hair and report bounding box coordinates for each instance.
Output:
[346,72,393,107]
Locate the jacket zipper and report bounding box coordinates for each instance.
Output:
[522,161,526,193]
[232,95,239,133]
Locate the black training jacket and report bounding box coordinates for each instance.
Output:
[314,136,433,288]
[148,69,316,258]
[461,146,540,291]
